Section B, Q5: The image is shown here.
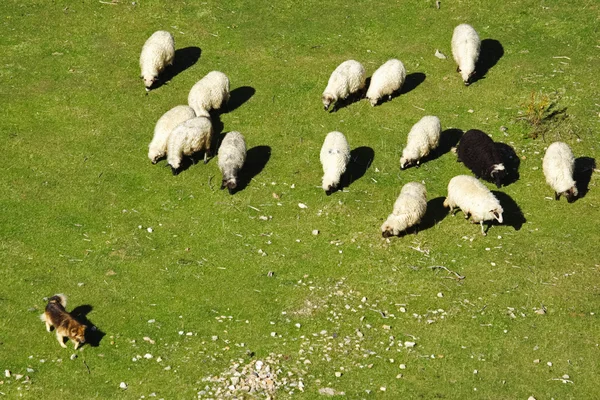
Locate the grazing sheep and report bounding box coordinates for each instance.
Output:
[322,60,366,111]
[456,129,506,188]
[148,105,196,164]
[218,131,247,194]
[366,59,406,106]
[543,141,578,202]
[451,24,480,86]
[443,175,503,236]
[400,116,441,169]
[139,30,175,91]
[320,131,351,195]
[167,116,213,175]
[188,71,230,116]
[381,182,427,238]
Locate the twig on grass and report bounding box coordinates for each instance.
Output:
[429,265,465,280]
[83,360,91,374]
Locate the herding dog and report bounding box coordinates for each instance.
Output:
[40,294,86,349]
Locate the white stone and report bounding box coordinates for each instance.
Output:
[119,382,128,390]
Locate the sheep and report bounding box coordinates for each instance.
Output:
[381,182,427,238]
[443,175,503,236]
[451,24,480,86]
[322,60,366,111]
[218,131,247,194]
[139,30,175,91]
[167,116,213,175]
[148,105,196,164]
[366,59,406,106]
[320,131,351,195]
[456,129,506,188]
[400,116,441,169]
[543,141,578,202]
[188,71,230,116]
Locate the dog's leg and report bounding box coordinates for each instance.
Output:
[56,331,67,348]
[73,340,80,350]
[45,321,52,332]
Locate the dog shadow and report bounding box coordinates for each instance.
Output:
[224,86,256,113]
[70,305,105,348]
[338,146,374,191]
[491,191,526,231]
[574,156,596,200]
[472,39,504,84]
[394,197,449,237]
[495,142,520,186]
[400,72,426,95]
[417,128,463,166]
[151,47,202,90]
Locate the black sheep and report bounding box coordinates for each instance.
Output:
[457,129,506,188]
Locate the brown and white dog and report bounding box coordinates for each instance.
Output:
[40,294,86,349]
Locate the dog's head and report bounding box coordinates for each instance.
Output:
[71,324,86,344]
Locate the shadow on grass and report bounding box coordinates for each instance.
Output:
[337,146,374,192]
[574,156,596,200]
[233,145,272,193]
[70,305,105,348]
[151,47,202,90]
[495,142,520,186]
[492,191,526,231]
[224,86,256,113]
[472,39,503,84]
[400,72,426,95]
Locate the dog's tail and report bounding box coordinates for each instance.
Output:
[48,293,67,308]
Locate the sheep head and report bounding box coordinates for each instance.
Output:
[565,186,579,203]
[322,93,336,111]
[490,164,506,188]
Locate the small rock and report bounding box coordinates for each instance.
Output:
[147,227,153,233]
[4,370,10,378]
[295,323,301,328]
[547,361,553,367]
[255,360,264,371]
[528,397,536,400]
[298,203,308,209]
[399,364,406,370]
[14,374,23,380]
[434,49,447,59]
[437,292,444,298]
[396,373,403,379]
[312,229,320,235]
[119,382,128,390]
[143,353,153,359]
[533,359,540,364]
[335,372,342,377]
[26,368,34,373]
[143,336,155,344]
[211,335,218,341]
[404,341,416,348]
[70,354,78,360]
[562,374,570,379]
[318,387,336,396]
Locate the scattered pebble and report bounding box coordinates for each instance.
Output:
[4,370,10,378]
[547,361,553,367]
[312,229,320,235]
[404,341,416,348]
[70,354,78,360]
[298,203,308,209]
[437,292,444,298]
[119,382,128,390]
[147,227,153,233]
[399,364,407,370]
[434,49,447,59]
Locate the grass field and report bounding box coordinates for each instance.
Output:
[1,0,599,398]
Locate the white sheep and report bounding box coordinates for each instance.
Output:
[322,60,366,111]
[188,71,230,116]
[148,105,196,164]
[320,131,351,195]
[167,116,213,175]
[218,131,247,194]
[381,182,427,237]
[451,24,480,86]
[543,141,578,202]
[400,116,442,169]
[443,175,503,236]
[366,59,406,106]
[139,30,175,91]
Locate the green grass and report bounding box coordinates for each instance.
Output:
[1,0,599,398]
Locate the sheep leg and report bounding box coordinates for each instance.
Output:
[464,212,471,220]
[480,221,490,236]
[554,192,560,201]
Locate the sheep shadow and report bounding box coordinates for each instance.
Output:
[574,156,596,200]
[472,39,503,84]
[339,146,374,191]
[232,145,272,193]
[224,86,256,113]
[419,128,463,165]
[151,47,202,90]
[400,72,426,95]
[396,197,449,237]
[491,191,526,231]
[70,305,105,348]
[495,142,520,186]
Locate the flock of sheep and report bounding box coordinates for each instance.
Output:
[140,24,581,237]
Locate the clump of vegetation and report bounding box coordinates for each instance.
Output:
[518,90,569,139]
